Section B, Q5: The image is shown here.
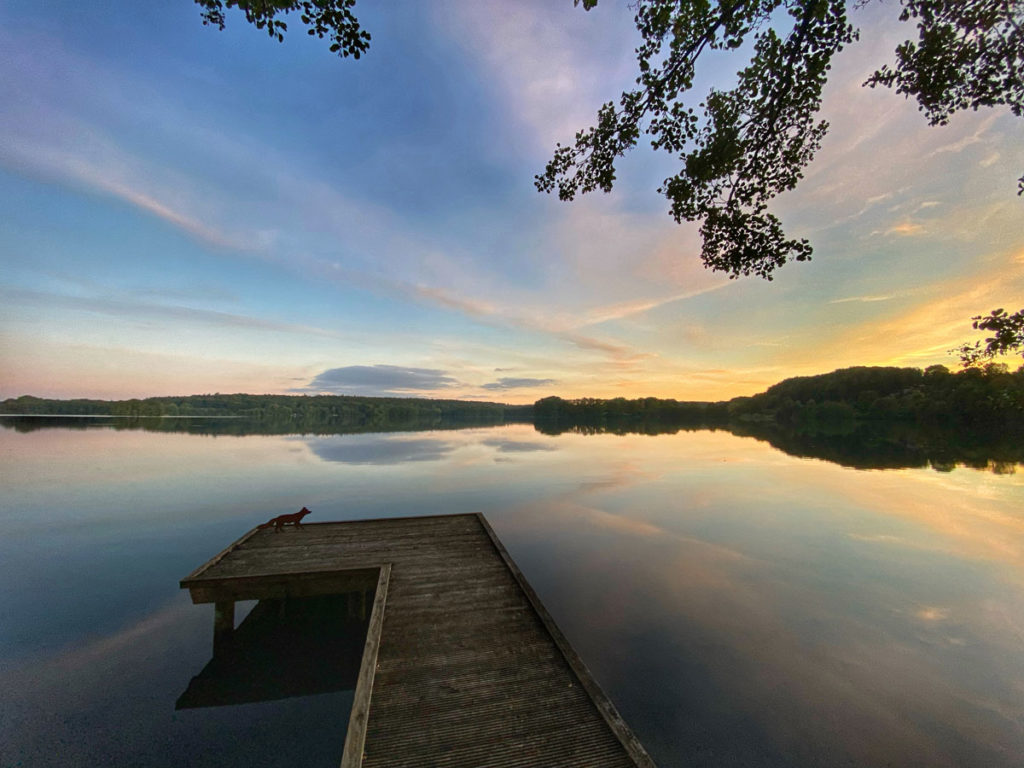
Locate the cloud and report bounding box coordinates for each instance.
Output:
[0,31,256,253]
[0,130,250,251]
[0,287,353,340]
[434,0,637,152]
[405,281,654,362]
[481,377,557,390]
[882,222,925,237]
[829,294,897,305]
[927,114,998,157]
[785,250,1024,371]
[300,365,461,396]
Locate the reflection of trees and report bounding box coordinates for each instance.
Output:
[535,417,1021,474]
[530,367,1024,473]
[567,420,1010,473]
[3,414,1019,474]
[533,396,729,436]
[727,421,1022,474]
[0,414,518,437]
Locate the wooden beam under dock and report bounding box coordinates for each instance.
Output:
[181,513,656,768]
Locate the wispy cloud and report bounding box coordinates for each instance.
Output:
[0,34,254,251]
[0,132,251,251]
[881,222,925,237]
[0,287,351,340]
[927,114,998,157]
[830,294,897,304]
[784,250,1024,370]
[434,0,637,151]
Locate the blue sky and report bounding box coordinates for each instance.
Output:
[1,0,1022,403]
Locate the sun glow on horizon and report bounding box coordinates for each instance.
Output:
[1,1,1021,402]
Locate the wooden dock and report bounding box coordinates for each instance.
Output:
[181,513,656,768]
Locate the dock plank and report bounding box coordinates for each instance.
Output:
[181,513,654,768]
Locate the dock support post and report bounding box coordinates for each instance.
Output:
[213,600,234,652]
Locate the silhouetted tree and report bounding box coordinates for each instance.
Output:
[538,0,1023,360]
[958,308,1024,366]
[194,0,369,58]
[538,0,1023,280]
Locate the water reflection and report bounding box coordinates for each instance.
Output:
[1,422,1022,766]
[178,595,368,709]
[4,414,1018,473]
[305,434,458,464]
[499,498,1024,765]
[480,436,558,453]
[1,596,356,768]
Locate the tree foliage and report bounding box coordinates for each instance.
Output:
[194,0,370,58]
[958,308,1024,365]
[537,0,1024,280]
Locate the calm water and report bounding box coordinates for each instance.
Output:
[2,419,1023,767]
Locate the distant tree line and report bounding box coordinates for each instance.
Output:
[728,363,1024,430]
[533,396,729,435]
[530,365,1023,474]
[0,393,533,430]
[532,364,1024,437]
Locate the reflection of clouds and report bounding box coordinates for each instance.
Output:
[2,598,200,764]
[832,471,1024,574]
[8,598,193,680]
[306,435,457,465]
[502,499,1024,767]
[480,437,557,454]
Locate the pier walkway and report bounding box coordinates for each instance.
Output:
[181,513,655,768]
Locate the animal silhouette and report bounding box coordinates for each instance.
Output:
[258,507,312,532]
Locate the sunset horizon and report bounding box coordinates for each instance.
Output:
[2,1,1021,405]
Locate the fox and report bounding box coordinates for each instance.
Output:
[257,506,312,532]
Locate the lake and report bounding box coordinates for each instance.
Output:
[2,417,1023,767]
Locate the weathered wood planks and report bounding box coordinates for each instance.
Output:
[181,513,655,768]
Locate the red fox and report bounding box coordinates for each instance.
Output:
[258,507,312,532]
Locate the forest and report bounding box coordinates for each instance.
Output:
[0,392,532,431]
[533,364,1024,432]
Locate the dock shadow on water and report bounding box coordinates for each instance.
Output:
[177,594,369,710]
[3,590,370,768]
[168,593,370,768]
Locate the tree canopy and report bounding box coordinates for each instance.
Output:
[194,0,370,58]
[957,308,1024,365]
[537,0,1023,281]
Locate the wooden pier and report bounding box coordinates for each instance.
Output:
[181,513,656,768]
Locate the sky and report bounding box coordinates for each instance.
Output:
[1,0,1021,404]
